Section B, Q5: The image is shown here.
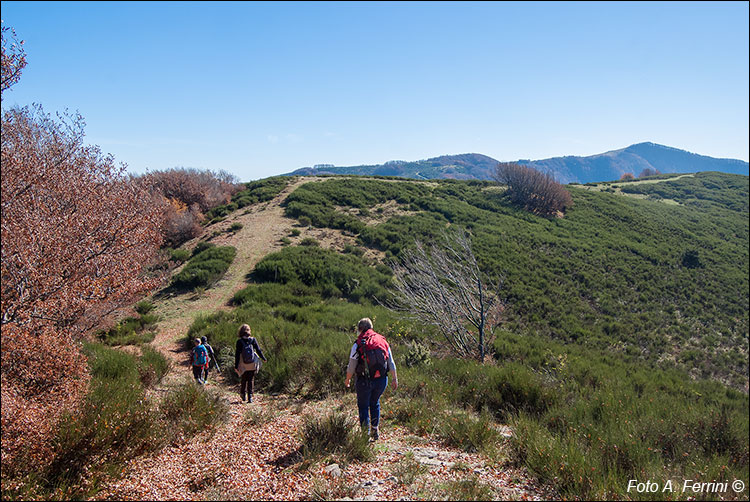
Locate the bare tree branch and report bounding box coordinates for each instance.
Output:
[384,228,505,362]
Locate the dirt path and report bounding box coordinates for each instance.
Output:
[96,176,555,500]
[148,176,316,381]
[96,390,553,501]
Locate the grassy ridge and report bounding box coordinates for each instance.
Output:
[240,174,748,499]
[185,237,748,499]
[282,176,749,389]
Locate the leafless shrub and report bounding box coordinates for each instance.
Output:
[385,228,505,362]
[492,162,573,217]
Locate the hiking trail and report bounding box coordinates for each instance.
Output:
[94,177,555,501]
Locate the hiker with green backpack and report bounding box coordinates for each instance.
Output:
[190,337,209,385]
[234,323,267,403]
[344,318,398,441]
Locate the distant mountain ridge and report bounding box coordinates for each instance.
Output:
[286,143,749,184]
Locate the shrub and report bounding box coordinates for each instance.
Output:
[191,241,216,256]
[28,343,165,499]
[171,246,236,291]
[97,307,159,346]
[390,451,427,485]
[300,237,319,247]
[138,345,171,388]
[438,408,503,456]
[134,300,155,315]
[681,249,702,269]
[299,411,373,463]
[169,248,191,263]
[492,162,573,216]
[229,222,243,232]
[384,397,438,436]
[160,379,229,441]
[403,341,432,368]
[639,167,662,178]
[251,245,391,302]
[437,476,496,501]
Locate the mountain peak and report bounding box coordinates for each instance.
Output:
[286,144,748,184]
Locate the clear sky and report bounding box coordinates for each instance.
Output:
[2,1,748,181]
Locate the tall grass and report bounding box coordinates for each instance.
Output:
[300,411,373,463]
[28,343,166,500]
[2,342,230,501]
[160,378,229,440]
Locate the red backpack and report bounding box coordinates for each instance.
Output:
[355,329,389,379]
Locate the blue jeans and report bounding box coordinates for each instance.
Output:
[356,375,388,429]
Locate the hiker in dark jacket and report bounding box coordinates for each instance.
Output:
[344,317,397,440]
[234,323,267,403]
[201,336,218,382]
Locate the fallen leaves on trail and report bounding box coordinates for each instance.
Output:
[94,392,554,501]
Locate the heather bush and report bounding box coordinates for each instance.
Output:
[300,411,373,463]
[160,378,229,441]
[171,245,236,291]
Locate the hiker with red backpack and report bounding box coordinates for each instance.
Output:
[191,337,209,385]
[234,323,267,403]
[344,318,398,441]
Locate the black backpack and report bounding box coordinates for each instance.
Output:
[241,337,256,364]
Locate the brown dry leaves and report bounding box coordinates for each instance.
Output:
[95,391,551,501]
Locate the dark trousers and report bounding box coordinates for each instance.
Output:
[240,369,256,399]
[192,365,205,384]
[356,375,388,429]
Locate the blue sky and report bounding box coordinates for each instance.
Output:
[2,1,748,181]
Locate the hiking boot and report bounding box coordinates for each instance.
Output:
[371,427,379,440]
[247,396,253,403]
[240,394,246,402]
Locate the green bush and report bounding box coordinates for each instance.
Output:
[138,345,171,388]
[299,237,319,247]
[134,300,155,315]
[300,411,373,463]
[251,245,391,303]
[171,246,236,291]
[204,176,291,220]
[169,248,191,263]
[403,340,432,368]
[390,451,427,485]
[27,343,167,500]
[191,241,216,256]
[160,379,229,440]
[438,408,503,455]
[97,307,159,346]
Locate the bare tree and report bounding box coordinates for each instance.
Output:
[492,162,573,217]
[638,167,661,178]
[386,228,505,362]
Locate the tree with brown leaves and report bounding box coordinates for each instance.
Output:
[1,25,26,95]
[1,26,165,475]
